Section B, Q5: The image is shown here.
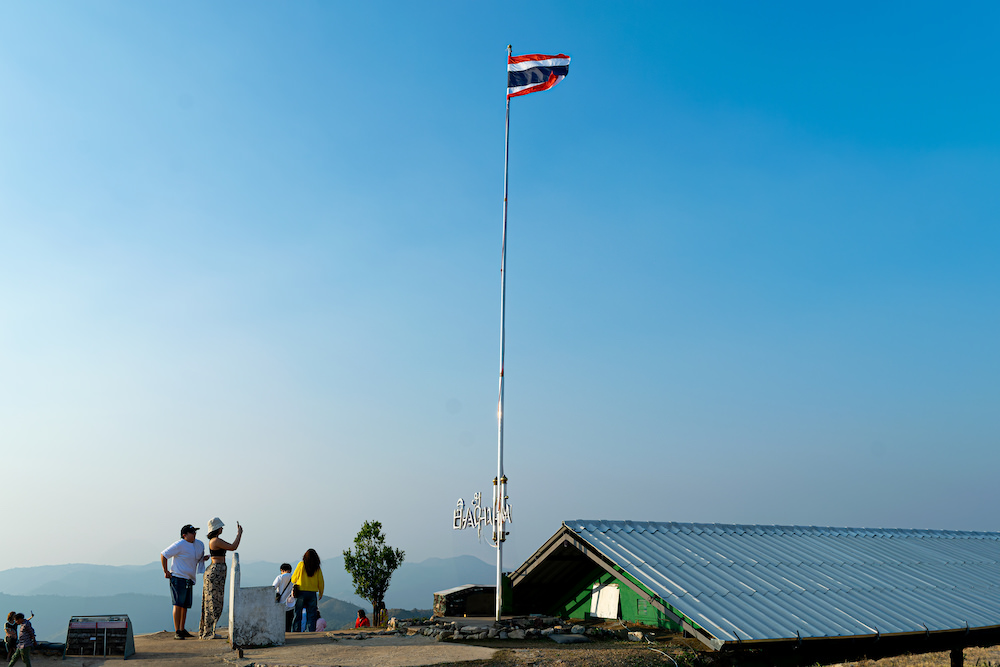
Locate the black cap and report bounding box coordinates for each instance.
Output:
[181,524,199,536]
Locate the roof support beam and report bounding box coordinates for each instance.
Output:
[542,528,724,651]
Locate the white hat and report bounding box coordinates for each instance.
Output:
[207,517,225,533]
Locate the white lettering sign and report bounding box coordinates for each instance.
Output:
[453,492,512,541]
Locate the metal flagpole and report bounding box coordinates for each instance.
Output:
[494,43,512,622]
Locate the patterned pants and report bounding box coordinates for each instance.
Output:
[199,561,227,639]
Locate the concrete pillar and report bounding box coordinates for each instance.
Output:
[228,552,286,648]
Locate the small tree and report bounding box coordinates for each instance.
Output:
[342,520,405,624]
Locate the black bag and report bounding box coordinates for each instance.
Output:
[292,584,301,598]
[276,578,292,603]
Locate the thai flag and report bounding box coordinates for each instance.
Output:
[507,53,570,98]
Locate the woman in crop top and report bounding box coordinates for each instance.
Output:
[198,517,243,639]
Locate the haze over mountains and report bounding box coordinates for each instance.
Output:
[0,555,493,642]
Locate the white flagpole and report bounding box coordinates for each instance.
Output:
[495,43,512,622]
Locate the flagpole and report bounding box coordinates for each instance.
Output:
[495,43,512,623]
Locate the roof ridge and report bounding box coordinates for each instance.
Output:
[565,520,1000,539]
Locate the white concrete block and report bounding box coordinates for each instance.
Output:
[228,552,286,648]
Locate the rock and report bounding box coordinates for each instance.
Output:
[499,631,508,639]
[461,626,486,634]
[435,631,454,642]
[571,625,586,634]
[508,628,526,640]
[628,631,644,642]
[540,628,555,636]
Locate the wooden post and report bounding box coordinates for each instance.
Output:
[951,647,964,667]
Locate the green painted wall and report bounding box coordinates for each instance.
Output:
[555,571,683,631]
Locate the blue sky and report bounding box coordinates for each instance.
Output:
[1,1,998,583]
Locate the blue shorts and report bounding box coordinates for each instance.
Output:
[170,575,194,608]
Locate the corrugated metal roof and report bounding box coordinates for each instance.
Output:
[563,520,1000,643]
[434,584,491,596]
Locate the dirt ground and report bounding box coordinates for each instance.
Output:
[24,628,1000,667]
[20,628,698,667]
[430,642,695,667]
[426,640,1000,667]
[232,630,498,667]
[27,629,496,667]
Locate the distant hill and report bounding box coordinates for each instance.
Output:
[382,556,498,609]
[0,555,492,642]
[0,564,167,597]
[230,555,495,610]
[0,555,494,609]
[315,597,432,631]
[0,592,179,643]
[0,592,433,644]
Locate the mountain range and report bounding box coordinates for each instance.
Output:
[0,555,493,642]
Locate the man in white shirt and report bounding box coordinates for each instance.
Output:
[272,563,295,632]
[161,524,207,640]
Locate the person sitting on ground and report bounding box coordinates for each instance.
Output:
[355,609,370,628]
